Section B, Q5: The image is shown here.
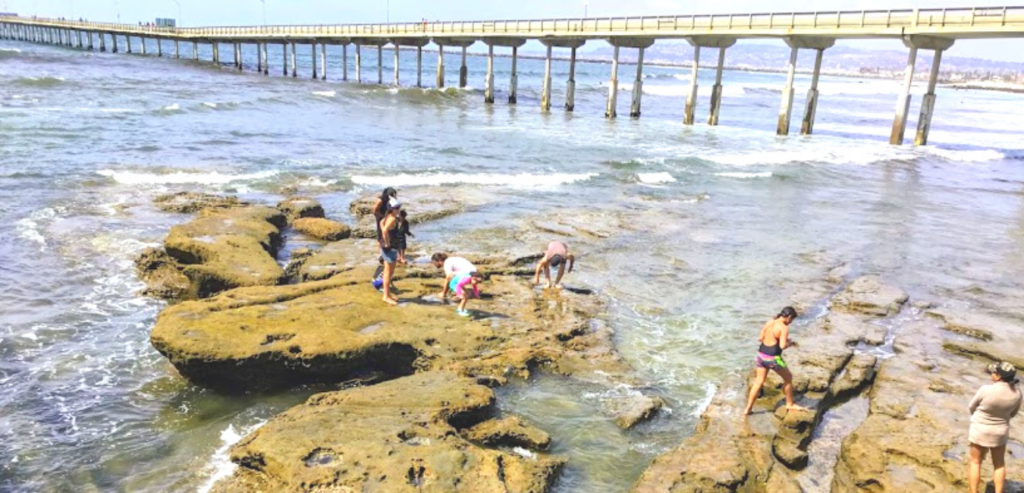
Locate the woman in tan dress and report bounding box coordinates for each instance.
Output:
[968,361,1023,493]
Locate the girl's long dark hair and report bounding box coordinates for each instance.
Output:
[374,187,397,217]
[776,306,798,320]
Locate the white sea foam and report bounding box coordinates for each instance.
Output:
[16,208,57,252]
[637,172,676,184]
[299,177,339,187]
[312,90,336,98]
[692,382,717,418]
[97,169,280,185]
[202,102,218,108]
[921,147,1006,163]
[715,171,773,179]
[161,103,181,112]
[197,421,266,493]
[351,172,597,188]
[0,48,22,53]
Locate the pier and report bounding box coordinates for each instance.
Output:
[3,7,1024,145]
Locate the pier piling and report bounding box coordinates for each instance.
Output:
[777,46,799,135]
[393,43,400,86]
[257,43,262,72]
[542,44,553,111]
[140,36,146,55]
[889,47,917,144]
[416,45,423,87]
[606,45,620,118]
[436,43,444,88]
[459,46,468,88]
[684,46,700,125]
[291,42,297,77]
[157,38,162,57]
[99,32,106,52]
[906,36,955,145]
[709,48,726,125]
[282,42,287,75]
[312,42,318,79]
[377,45,383,84]
[510,46,519,104]
[630,46,646,118]
[485,44,495,103]
[262,43,269,75]
[566,46,577,111]
[355,44,362,82]
[321,42,327,80]
[801,49,824,135]
[343,44,349,81]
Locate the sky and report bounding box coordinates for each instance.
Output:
[4,0,1024,62]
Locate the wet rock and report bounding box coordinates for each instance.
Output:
[276,197,325,222]
[212,372,567,493]
[830,353,878,401]
[291,217,351,241]
[610,393,665,430]
[134,247,190,299]
[926,308,997,341]
[297,239,378,282]
[162,206,286,299]
[462,416,552,451]
[151,257,629,392]
[283,247,314,281]
[633,280,908,492]
[831,276,909,316]
[153,191,246,214]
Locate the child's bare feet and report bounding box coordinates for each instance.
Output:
[382,297,398,306]
[786,404,811,413]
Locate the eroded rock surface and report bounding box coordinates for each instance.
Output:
[151,249,629,392]
[462,416,552,450]
[277,197,325,222]
[154,192,246,214]
[136,206,287,299]
[291,217,351,241]
[831,275,909,316]
[632,276,896,492]
[212,372,566,493]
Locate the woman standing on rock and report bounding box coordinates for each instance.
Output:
[373,187,398,248]
[742,307,809,416]
[379,201,402,306]
[968,361,1022,493]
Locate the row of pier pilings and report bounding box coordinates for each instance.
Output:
[0,22,953,145]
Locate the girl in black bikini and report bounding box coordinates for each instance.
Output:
[743,307,809,416]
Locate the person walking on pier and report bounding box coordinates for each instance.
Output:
[533,241,575,289]
[378,201,402,305]
[742,307,809,416]
[968,361,1023,493]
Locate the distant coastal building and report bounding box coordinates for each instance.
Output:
[155,18,176,27]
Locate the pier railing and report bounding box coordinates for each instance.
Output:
[3,7,1024,38]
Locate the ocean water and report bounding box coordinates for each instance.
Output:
[2,37,1024,492]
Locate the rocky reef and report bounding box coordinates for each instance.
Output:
[143,190,665,492]
[212,372,564,493]
[632,268,1024,492]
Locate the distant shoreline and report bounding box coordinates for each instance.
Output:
[413,47,1024,94]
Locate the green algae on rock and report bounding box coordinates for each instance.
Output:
[136,205,288,300]
[153,191,247,214]
[291,217,351,241]
[276,197,325,222]
[211,372,567,493]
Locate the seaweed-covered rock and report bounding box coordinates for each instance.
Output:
[162,206,286,299]
[276,197,325,222]
[134,247,190,299]
[150,255,629,392]
[291,217,351,241]
[154,192,246,214]
[212,372,567,493]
